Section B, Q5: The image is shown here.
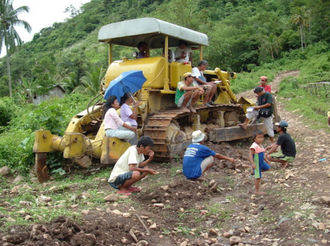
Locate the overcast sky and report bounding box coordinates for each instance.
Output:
[1,0,90,57]
[13,0,91,42]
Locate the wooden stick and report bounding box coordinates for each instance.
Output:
[135,213,150,235]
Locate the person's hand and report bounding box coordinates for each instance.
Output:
[131,126,137,132]
[229,158,235,163]
[133,101,140,108]
[147,150,154,160]
[252,163,256,169]
[146,168,157,175]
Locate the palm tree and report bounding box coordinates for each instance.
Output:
[0,0,31,97]
[80,65,105,95]
[291,6,310,52]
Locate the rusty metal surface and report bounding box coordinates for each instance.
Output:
[208,123,267,142]
[35,152,50,183]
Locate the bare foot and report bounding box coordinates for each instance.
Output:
[238,123,247,130]
[189,106,196,113]
[281,161,288,169]
[255,191,266,195]
[181,106,190,113]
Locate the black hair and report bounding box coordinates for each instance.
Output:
[252,129,264,140]
[198,60,208,66]
[254,87,264,93]
[137,41,147,49]
[103,95,117,118]
[179,40,188,46]
[120,93,131,106]
[137,136,154,148]
[278,126,287,133]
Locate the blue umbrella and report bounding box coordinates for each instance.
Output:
[103,70,147,102]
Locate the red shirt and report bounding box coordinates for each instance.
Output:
[260,84,271,93]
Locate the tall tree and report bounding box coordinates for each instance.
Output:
[291,6,310,51]
[0,0,31,97]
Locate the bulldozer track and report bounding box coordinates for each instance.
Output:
[143,104,244,161]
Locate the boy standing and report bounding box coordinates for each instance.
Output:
[108,136,157,195]
[249,130,270,195]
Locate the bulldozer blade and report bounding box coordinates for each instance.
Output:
[209,123,267,142]
[35,152,50,183]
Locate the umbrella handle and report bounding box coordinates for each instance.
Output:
[130,94,136,103]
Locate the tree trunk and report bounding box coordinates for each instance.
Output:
[300,23,304,52]
[5,33,12,97]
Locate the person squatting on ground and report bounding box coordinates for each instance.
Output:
[120,93,139,145]
[108,136,158,195]
[238,86,275,144]
[266,121,296,169]
[192,60,217,107]
[175,72,204,113]
[249,130,270,195]
[182,130,235,181]
[104,95,136,142]
[259,76,271,93]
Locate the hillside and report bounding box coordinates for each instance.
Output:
[0,0,329,96]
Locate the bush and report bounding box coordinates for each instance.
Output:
[0,97,19,133]
[0,93,93,173]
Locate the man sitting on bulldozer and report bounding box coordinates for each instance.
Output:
[175,72,204,113]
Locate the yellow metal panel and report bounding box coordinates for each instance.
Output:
[104,57,166,89]
[169,62,192,89]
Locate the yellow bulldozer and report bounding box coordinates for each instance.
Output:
[34,18,274,183]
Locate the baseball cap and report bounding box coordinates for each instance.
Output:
[275,120,289,128]
[183,72,196,78]
[254,86,264,93]
[192,130,205,143]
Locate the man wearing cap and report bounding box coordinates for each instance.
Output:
[259,76,271,93]
[192,60,217,107]
[182,130,235,181]
[238,87,275,143]
[266,121,296,169]
[175,72,204,113]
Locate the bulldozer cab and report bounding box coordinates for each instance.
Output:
[98,17,209,93]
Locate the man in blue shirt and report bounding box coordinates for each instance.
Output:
[183,130,235,181]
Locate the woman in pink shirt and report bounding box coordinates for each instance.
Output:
[104,95,137,142]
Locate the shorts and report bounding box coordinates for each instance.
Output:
[201,156,214,172]
[108,171,133,189]
[253,161,270,179]
[177,94,193,108]
[270,150,295,162]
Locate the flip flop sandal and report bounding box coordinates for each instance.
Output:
[128,187,142,192]
[117,190,132,195]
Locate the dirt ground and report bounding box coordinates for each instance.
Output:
[1,71,330,246]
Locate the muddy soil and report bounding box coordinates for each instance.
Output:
[1,71,330,246]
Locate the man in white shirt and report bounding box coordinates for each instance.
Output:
[174,40,192,63]
[108,136,158,195]
[192,60,217,106]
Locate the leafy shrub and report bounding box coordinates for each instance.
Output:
[0,93,93,173]
[0,97,19,133]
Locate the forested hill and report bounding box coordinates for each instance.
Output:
[0,0,329,96]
